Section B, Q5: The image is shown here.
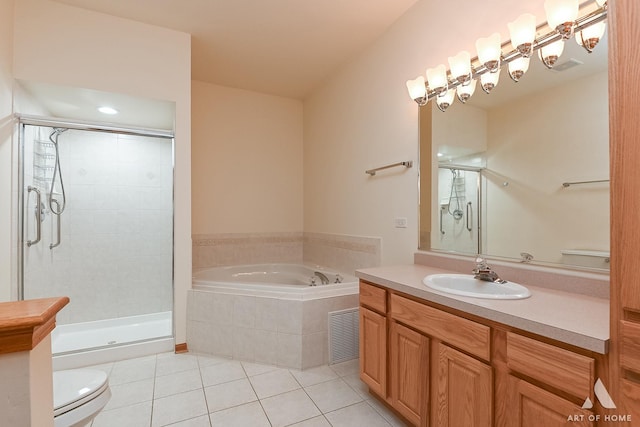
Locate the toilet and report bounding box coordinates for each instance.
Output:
[53,369,111,427]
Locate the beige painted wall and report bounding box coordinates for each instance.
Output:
[192,81,303,234]
[303,0,547,265]
[0,0,14,302]
[12,0,192,343]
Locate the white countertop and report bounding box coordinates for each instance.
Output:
[356,264,609,354]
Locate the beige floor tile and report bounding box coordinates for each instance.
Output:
[154,368,203,399]
[290,365,339,388]
[151,389,208,427]
[209,401,270,427]
[200,360,246,387]
[324,401,391,427]
[248,369,301,399]
[261,389,322,427]
[92,401,152,427]
[204,378,257,413]
[304,378,363,413]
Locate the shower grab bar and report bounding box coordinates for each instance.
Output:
[26,186,42,247]
[49,198,61,250]
[466,202,472,232]
[440,207,445,235]
[366,161,413,176]
[562,179,609,187]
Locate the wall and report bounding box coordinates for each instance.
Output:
[191,81,303,235]
[485,71,609,263]
[12,0,191,343]
[303,0,547,265]
[0,0,14,302]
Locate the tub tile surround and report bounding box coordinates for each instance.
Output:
[192,232,382,275]
[187,291,359,369]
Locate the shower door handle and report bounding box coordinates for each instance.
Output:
[466,202,473,231]
[440,207,445,235]
[50,198,61,249]
[26,186,42,247]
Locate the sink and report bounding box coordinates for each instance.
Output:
[423,274,531,300]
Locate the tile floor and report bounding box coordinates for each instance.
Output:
[85,352,409,427]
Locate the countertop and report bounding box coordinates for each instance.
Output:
[356,264,609,354]
[0,297,70,354]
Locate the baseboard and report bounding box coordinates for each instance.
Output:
[175,343,188,353]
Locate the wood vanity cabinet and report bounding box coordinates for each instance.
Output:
[359,280,605,427]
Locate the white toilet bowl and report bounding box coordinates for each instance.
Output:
[53,369,111,427]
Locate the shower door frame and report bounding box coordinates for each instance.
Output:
[15,114,176,334]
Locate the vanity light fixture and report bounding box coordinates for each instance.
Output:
[406,76,428,106]
[508,57,530,82]
[508,14,537,58]
[476,33,502,73]
[456,78,476,103]
[405,0,606,111]
[426,64,449,96]
[436,88,456,112]
[545,0,579,39]
[480,70,500,94]
[539,39,565,68]
[575,20,606,53]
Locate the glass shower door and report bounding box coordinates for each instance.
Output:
[20,123,174,355]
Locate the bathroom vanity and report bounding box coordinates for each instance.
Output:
[356,260,610,427]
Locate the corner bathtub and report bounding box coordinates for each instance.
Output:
[188,263,360,369]
[192,263,359,300]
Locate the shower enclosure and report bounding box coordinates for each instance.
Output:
[17,116,174,364]
[436,166,481,255]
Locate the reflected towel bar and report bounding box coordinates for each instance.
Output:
[562,179,609,187]
[366,161,413,176]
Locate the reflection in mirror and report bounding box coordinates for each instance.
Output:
[419,34,609,270]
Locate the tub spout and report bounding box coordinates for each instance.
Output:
[314,271,330,285]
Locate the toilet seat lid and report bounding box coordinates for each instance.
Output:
[53,369,109,414]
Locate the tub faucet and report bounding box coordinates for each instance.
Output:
[314,271,330,285]
[473,257,507,284]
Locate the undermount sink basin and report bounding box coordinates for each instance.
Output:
[423,274,531,300]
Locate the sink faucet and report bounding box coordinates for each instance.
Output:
[314,271,330,285]
[473,257,507,284]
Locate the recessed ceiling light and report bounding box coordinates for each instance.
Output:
[97,106,118,115]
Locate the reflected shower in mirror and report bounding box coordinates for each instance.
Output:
[419,33,609,270]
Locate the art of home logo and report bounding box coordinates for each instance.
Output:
[567,378,632,423]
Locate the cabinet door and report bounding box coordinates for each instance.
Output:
[359,306,387,397]
[507,376,593,427]
[390,321,429,426]
[433,343,492,427]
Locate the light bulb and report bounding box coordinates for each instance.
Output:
[508,57,530,82]
[476,33,502,73]
[448,51,472,84]
[406,76,427,105]
[539,39,565,68]
[456,79,477,103]
[508,14,537,57]
[426,64,448,95]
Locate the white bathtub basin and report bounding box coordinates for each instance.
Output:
[423,274,531,300]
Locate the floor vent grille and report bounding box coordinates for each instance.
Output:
[328,308,359,364]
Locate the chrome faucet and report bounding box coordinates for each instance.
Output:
[473,257,507,284]
[314,271,330,285]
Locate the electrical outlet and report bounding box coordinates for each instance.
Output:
[394,217,408,228]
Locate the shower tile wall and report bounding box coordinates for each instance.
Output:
[23,128,173,324]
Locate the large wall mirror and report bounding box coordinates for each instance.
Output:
[419,32,609,270]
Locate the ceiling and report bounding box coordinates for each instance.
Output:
[51,0,420,100]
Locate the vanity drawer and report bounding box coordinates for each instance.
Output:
[359,281,387,314]
[506,332,594,398]
[389,293,490,361]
